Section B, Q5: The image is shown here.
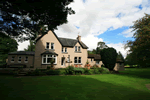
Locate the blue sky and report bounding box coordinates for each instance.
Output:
[2,0,150,58]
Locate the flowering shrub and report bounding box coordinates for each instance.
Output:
[84,64,92,68]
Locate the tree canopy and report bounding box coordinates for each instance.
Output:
[124,13,150,67]
[0,32,18,64]
[0,0,75,42]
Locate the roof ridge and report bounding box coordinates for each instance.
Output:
[58,37,77,40]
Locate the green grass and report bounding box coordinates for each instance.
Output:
[0,68,150,100]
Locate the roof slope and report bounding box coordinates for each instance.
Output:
[8,51,35,55]
[36,30,88,49]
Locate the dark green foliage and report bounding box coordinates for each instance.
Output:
[93,68,100,74]
[100,47,117,71]
[0,32,18,65]
[83,68,93,75]
[46,70,61,75]
[65,66,74,75]
[0,0,75,42]
[73,67,84,74]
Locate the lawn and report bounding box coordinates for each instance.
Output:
[0,68,150,100]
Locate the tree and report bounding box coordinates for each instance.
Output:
[100,47,117,71]
[97,42,108,49]
[117,51,125,62]
[0,32,18,64]
[124,52,138,66]
[0,0,75,42]
[124,13,150,67]
[24,40,35,51]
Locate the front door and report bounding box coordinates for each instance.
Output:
[61,57,65,66]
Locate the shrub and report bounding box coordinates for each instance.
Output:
[65,66,74,75]
[47,66,51,69]
[93,68,100,74]
[92,64,99,68]
[46,70,61,75]
[30,66,34,68]
[97,67,104,73]
[73,67,84,74]
[83,68,93,75]
[26,69,47,76]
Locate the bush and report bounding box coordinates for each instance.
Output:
[93,68,100,74]
[26,69,46,76]
[83,68,93,75]
[92,64,99,68]
[30,66,34,68]
[46,69,61,75]
[65,66,74,75]
[73,67,84,74]
[47,66,51,69]
[97,67,104,73]
[101,67,110,74]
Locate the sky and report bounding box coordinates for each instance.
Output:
[17,0,150,58]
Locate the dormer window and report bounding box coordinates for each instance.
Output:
[65,48,67,52]
[75,46,77,52]
[78,46,80,51]
[62,47,64,52]
[51,43,54,50]
[46,42,49,49]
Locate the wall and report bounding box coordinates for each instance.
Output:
[7,55,34,68]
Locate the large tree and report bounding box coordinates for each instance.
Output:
[0,0,75,42]
[100,47,117,71]
[124,13,150,67]
[0,32,18,64]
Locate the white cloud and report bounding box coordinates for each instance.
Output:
[17,0,150,58]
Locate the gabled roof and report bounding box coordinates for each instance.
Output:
[35,30,88,49]
[8,51,35,56]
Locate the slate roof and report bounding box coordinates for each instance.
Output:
[8,51,35,55]
[88,53,124,62]
[41,50,58,56]
[35,30,88,49]
[88,54,101,60]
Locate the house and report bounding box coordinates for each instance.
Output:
[7,30,124,71]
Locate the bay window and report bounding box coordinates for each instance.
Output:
[42,54,57,64]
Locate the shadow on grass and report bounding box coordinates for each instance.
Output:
[0,75,150,100]
[118,68,150,79]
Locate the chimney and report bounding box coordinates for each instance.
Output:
[77,35,81,41]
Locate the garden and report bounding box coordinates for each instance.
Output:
[0,67,150,100]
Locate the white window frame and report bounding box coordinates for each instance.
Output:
[11,56,15,63]
[18,56,21,63]
[75,46,77,52]
[67,57,70,62]
[24,56,28,63]
[51,43,54,50]
[46,42,50,49]
[74,57,81,64]
[42,54,57,64]
[65,48,67,52]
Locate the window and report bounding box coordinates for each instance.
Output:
[11,56,15,62]
[42,54,57,64]
[65,48,67,52]
[46,42,49,49]
[62,47,64,52]
[78,57,81,63]
[91,58,92,62]
[96,61,99,64]
[18,56,21,63]
[78,46,80,51]
[25,56,28,62]
[51,43,54,50]
[75,46,77,52]
[74,57,78,63]
[74,57,81,64]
